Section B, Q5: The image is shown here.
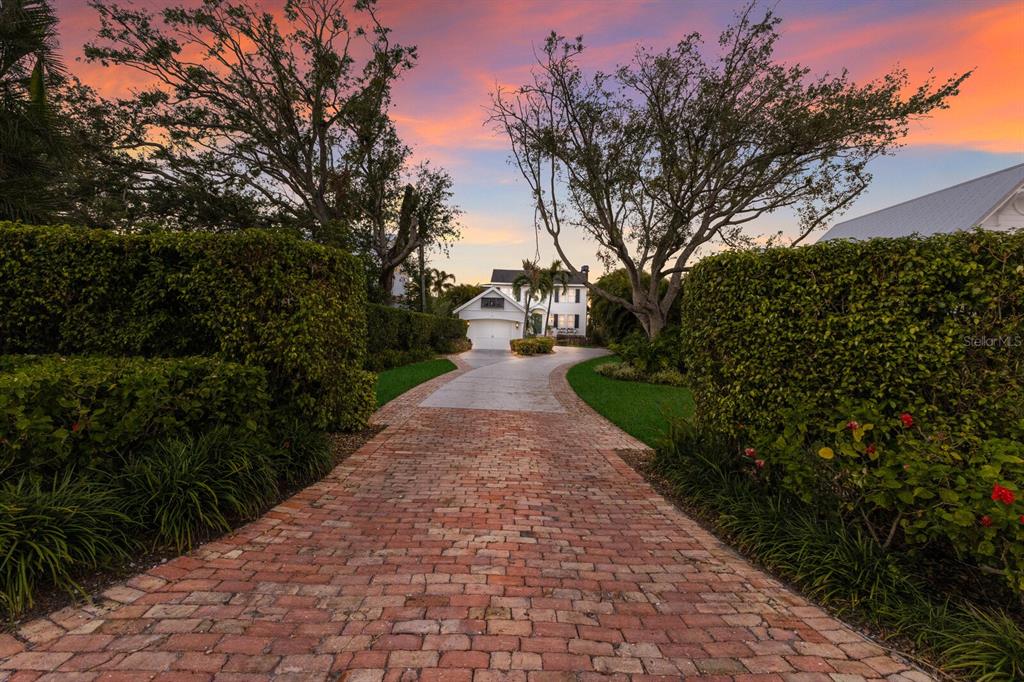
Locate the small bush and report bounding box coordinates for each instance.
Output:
[0,355,270,481]
[0,224,374,430]
[270,417,335,488]
[118,428,276,552]
[510,337,555,355]
[365,304,468,370]
[594,360,686,386]
[609,328,683,375]
[0,476,132,616]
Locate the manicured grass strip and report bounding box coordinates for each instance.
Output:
[375,358,457,407]
[566,356,694,447]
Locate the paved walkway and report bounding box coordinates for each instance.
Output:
[1,348,928,681]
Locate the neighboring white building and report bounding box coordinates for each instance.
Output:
[453,266,591,351]
[819,163,1024,241]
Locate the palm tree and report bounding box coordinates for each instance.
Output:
[511,258,544,336]
[430,268,455,297]
[541,260,569,336]
[0,0,66,221]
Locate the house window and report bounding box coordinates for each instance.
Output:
[548,314,557,328]
[481,297,504,309]
[554,289,559,303]
[575,288,581,303]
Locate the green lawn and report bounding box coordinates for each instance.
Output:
[566,356,694,447]
[375,358,457,407]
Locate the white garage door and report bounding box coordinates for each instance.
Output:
[467,319,517,350]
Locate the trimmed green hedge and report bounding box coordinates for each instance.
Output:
[365,304,468,371]
[678,230,1024,591]
[0,355,268,480]
[0,224,374,430]
[510,337,554,355]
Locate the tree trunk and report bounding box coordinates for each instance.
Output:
[378,267,395,305]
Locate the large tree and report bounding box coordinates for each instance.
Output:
[85,0,459,295]
[489,4,969,337]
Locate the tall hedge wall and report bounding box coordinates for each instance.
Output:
[680,230,1023,441]
[365,304,469,371]
[678,230,1024,589]
[0,224,374,430]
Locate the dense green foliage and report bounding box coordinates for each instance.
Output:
[655,422,1024,681]
[510,337,554,355]
[566,356,694,447]
[678,230,1024,591]
[365,303,468,371]
[0,355,343,617]
[0,355,268,480]
[0,476,131,617]
[0,224,375,430]
[376,358,457,407]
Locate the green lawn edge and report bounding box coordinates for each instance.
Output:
[375,358,457,407]
[566,356,694,448]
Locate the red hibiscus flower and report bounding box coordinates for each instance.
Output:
[980,515,992,527]
[846,420,860,430]
[754,459,765,469]
[744,447,756,458]
[991,483,1015,505]
[899,412,914,428]
[1019,515,1024,525]
[71,421,81,433]
[865,443,876,455]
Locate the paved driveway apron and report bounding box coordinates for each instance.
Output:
[1,347,929,681]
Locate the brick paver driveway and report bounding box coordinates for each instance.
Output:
[1,348,929,681]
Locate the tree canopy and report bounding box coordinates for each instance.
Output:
[490,3,969,337]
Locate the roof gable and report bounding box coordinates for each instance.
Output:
[820,163,1024,241]
[452,285,526,315]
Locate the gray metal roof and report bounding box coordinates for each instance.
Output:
[819,163,1024,241]
[489,268,588,285]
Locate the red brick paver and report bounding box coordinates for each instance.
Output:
[1,353,929,680]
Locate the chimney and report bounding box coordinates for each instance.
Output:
[581,265,590,281]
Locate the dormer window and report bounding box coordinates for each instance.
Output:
[481,297,505,309]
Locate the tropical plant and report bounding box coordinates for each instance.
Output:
[489,3,969,337]
[541,260,569,335]
[0,0,65,221]
[430,268,455,297]
[511,259,546,336]
[0,474,132,617]
[118,427,276,552]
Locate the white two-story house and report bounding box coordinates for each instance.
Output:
[453,266,590,350]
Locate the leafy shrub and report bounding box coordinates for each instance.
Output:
[655,420,1024,681]
[0,224,374,430]
[118,427,276,552]
[365,304,468,370]
[0,355,269,481]
[609,328,684,375]
[0,475,132,616]
[510,337,555,355]
[270,417,335,488]
[678,230,1024,592]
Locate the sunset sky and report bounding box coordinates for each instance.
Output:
[55,0,1024,285]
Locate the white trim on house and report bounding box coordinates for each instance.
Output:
[452,286,525,315]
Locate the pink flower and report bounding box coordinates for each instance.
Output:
[980,515,992,527]
[900,412,914,429]
[991,483,1015,505]
[865,443,876,455]
[71,422,81,433]
[744,447,756,458]
[754,459,765,469]
[846,420,860,430]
